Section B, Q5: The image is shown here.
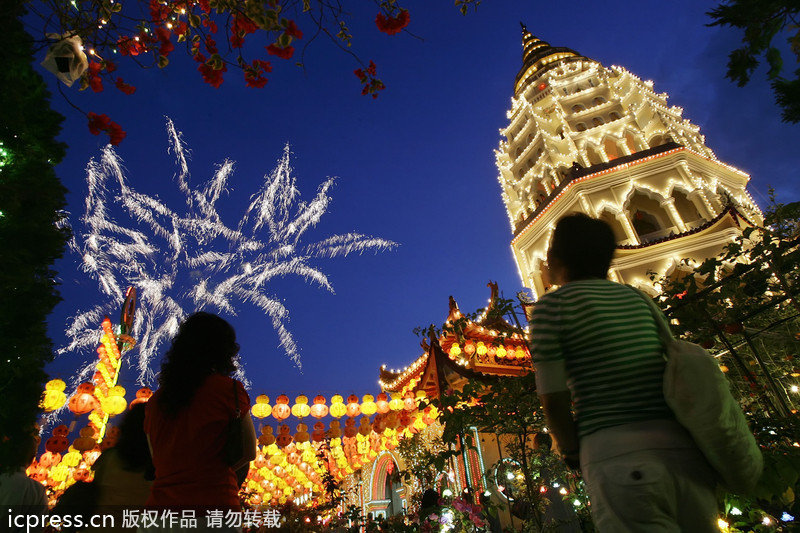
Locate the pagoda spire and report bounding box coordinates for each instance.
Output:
[514,24,586,95]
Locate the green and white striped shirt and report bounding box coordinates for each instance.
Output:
[530,279,672,438]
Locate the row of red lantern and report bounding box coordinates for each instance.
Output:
[250,391,429,421]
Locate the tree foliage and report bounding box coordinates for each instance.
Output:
[24,0,479,143]
[708,0,800,122]
[0,0,70,473]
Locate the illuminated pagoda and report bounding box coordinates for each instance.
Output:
[497,25,763,298]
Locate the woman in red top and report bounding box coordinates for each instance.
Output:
[144,312,256,510]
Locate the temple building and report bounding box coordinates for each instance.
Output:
[497,26,762,298]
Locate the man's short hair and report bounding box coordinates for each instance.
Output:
[549,213,616,280]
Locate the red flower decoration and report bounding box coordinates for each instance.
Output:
[117,36,146,57]
[354,61,385,99]
[149,0,170,23]
[115,77,136,95]
[87,112,126,145]
[198,62,226,88]
[375,9,410,35]
[104,61,117,73]
[173,21,188,36]
[155,26,174,56]
[87,62,103,92]
[244,59,272,88]
[202,18,218,34]
[204,36,218,54]
[266,44,294,59]
[284,20,303,39]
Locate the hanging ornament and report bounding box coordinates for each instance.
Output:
[41,34,89,87]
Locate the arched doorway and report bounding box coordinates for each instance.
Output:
[368,452,405,518]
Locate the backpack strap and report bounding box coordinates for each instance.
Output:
[232,379,241,418]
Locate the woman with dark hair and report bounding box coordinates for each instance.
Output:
[143,312,255,510]
[529,213,718,532]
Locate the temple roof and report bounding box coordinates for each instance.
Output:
[379,283,531,396]
[515,24,587,95]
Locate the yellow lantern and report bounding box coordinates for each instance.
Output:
[360,394,377,416]
[496,345,507,358]
[476,341,487,356]
[515,347,526,359]
[251,395,272,419]
[291,395,311,419]
[449,343,461,358]
[41,379,68,412]
[389,392,404,411]
[329,395,346,418]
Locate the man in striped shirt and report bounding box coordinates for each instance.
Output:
[529,213,718,532]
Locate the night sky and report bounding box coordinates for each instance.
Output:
[40,1,799,402]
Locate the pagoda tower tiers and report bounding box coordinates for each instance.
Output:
[498,26,763,298]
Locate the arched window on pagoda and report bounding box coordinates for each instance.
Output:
[592,117,604,127]
[649,134,666,148]
[624,131,639,153]
[627,190,672,243]
[575,122,587,132]
[608,111,621,121]
[603,136,621,160]
[672,188,705,229]
[593,96,606,106]
[585,144,604,166]
[572,104,586,113]
[599,210,628,244]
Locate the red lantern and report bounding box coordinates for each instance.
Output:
[312,422,326,442]
[344,418,357,438]
[272,395,291,421]
[275,424,293,447]
[45,435,69,454]
[39,451,61,468]
[130,387,153,407]
[375,393,390,414]
[345,395,361,418]
[69,383,98,415]
[73,468,91,482]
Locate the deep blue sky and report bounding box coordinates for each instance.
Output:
[41,1,799,400]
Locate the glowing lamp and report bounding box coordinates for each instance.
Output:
[310,395,328,418]
[251,395,272,419]
[496,345,507,358]
[272,395,291,421]
[130,388,152,407]
[403,392,416,411]
[291,395,311,419]
[329,395,346,418]
[389,392,404,411]
[345,395,361,417]
[294,423,310,443]
[68,383,98,415]
[360,394,377,416]
[464,342,475,355]
[41,379,68,412]
[449,343,461,358]
[72,426,97,452]
[100,386,127,416]
[375,393,390,414]
[476,341,487,356]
